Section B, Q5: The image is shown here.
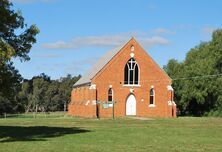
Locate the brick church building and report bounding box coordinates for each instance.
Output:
[68,38,176,118]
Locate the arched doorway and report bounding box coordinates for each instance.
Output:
[126,94,136,116]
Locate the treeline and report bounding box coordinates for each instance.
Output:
[0,60,80,114]
[0,66,80,114]
[17,74,80,113]
[164,29,222,116]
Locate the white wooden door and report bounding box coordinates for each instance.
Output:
[126,94,136,115]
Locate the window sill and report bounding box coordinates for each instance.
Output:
[123,84,141,87]
[149,104,156,108]
[168,101,176,106]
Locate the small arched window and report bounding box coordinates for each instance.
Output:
[108,88,113,101]
[124,58,139,85]
[150,88,155,105]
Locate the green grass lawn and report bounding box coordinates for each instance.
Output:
[0,116,222,152]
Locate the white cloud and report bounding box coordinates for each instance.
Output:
[42,33,170,50]
[34,54,62,58]
[36,57,98,74]
[153,28,175,35]
[139,36,170,46]
[172,24,192,30]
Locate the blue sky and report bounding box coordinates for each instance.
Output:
[11,0,222,80]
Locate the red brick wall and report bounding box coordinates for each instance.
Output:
[68,38,176,118]
[68,86,97,118]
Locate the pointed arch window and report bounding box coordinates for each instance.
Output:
[150,88,155,105]
[108,88,113,101]
[124,58,139,85]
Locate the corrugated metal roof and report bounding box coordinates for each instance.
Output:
[73,39,130,87]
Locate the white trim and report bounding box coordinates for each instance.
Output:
[130,88,134,93]
[172,101,176,106]
[149,104,156,108]
[168,101,172,106]
[85,100,90,106]
[92,100,96,105]
[167,85,174,91]
[130,53,135,57]
[137,61,140,85]
[131,45,135,51]
[123,84,141,87]
[89,84,96,90]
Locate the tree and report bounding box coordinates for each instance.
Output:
[163,59,186,114]
[0,0,39,62]
[29,73,50,112]
[58,74,81,111]
[17,80,32,112]
[164,29,222,116]
[45,81,60,111]
[0,62,22,114]
[0,0,39,114]
[17,74,81,113]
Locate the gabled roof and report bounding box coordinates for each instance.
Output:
[73,38,131,87]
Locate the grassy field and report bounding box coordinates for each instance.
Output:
[0,116,222,152]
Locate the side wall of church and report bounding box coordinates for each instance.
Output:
[68,86,97,118]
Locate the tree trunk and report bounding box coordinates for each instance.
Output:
[64,101,66,112]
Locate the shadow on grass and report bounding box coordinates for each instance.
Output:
[0,126,90,142]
